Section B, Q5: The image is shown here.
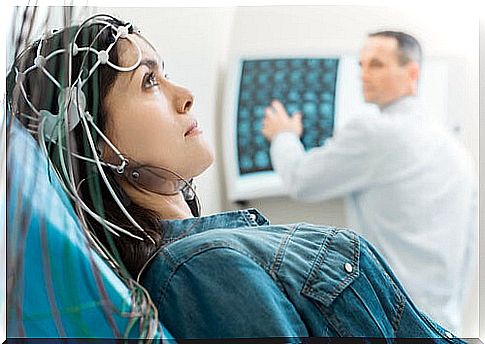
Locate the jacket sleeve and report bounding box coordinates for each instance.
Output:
[156,247,308,339]
[270,117,381,201]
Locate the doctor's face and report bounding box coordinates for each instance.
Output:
[359,36,415,108]
[103,34,214,179]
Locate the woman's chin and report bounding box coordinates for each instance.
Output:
[183,149,214,180]
[195,154,215,177]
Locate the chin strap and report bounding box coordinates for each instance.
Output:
[105,155,194,197]
[124,163,188,196]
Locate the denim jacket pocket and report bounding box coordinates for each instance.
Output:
[301,228,360,307]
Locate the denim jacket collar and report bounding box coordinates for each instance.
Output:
[160,208,270,244]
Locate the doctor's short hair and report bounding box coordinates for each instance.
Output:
[368,30,422,67]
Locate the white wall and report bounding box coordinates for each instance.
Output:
[99,6,479,337]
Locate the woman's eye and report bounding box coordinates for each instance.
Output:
[144,72,159,88]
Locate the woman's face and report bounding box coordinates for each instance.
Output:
[103,34,214,180]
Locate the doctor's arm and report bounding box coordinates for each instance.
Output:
[267,115,381,202]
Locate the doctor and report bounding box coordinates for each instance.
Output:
[262,30,477,334]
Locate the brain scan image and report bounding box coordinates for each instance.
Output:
[236,58,339,175]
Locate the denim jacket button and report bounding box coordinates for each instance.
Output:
[248,214,257,222]
[344,263,353,273]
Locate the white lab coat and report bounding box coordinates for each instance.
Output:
[270,96,478,333]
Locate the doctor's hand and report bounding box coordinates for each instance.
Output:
[262,100,303,141]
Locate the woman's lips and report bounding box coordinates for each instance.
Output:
[184,121,202,137]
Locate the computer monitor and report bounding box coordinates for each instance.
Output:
[236,58,339,176]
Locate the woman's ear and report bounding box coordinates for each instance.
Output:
[97,126,117,163]
[97,139,113,163]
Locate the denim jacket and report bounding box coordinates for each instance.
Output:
[141,209,463,341]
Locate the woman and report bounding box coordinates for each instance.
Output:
[7,13,463,341]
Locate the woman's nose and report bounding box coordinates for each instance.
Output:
[173,85,194,114]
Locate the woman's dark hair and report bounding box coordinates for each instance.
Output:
[6,16,195,277]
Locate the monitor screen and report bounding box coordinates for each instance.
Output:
[236,58,339,175]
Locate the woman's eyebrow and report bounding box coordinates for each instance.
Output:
[129,58,159,81]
